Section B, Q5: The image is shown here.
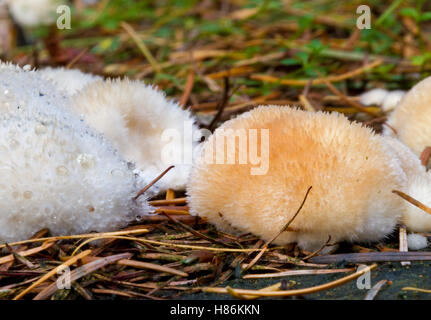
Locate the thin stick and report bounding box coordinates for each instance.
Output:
[242,186,312,273]
[160,211,236,247]
[34,253,132,300]
[0,229,149,250]
[420,147,431,167]
[251,59,383,86]
[393,190,431,215]
[302,235,332,261]
[121,22,161,73]
[70,235,266,256]
[243,267,354,279]
[150,198,187,206]
[299,94,316,112]
[399,226,410,266]
[179,70,195,107]
[0,241,54,265]
[118,259,188,277]
[364,279,388,300]
[321,78,378,116]
[207,77,230,132]
[134,166,175,200]
[65,47,89,69]
[13,250,92,300]
[154,208,189,215]
[402,287,431,293]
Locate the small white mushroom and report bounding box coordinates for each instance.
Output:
[38,67,102,96]
[381,90,405,112]
[359,88,405,112]
[407,233,428,250]
[384,76,431,157]
[6,0,61,28]
[72,78,200,191]
[359,88,388,106]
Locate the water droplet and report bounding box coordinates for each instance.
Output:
[8,139,19,150]
[77,154,95,169]
[44,205,53,214]
[35,124,47,135]
[23,191,33,199]
[111,168,125,178]
[56,166,69,176]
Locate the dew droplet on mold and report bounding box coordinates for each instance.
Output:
[77,153,95,169]
[23,191,33,199]
[56,166,69,176]
[35,124,47,135]
[8,139,19,150]
[111,168,125,178]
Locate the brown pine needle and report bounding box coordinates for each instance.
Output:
[179,70,195,107]
[243,267,355,279]
[0,229,149,250]
[118,259,188,277]
[402,287,431,293]
[134,166,175,200]
[150,198,187,206]
[13,250,92,300]
[321,77,379,116]
[242,186,312,273]
[0,241,54,266]
[392,190,431,215]
[420,147,431,167]
[121,22,161,73]
[364,280,389,300]
[154,208,189,215]
[251,59,383,86]
[34,253,132,300]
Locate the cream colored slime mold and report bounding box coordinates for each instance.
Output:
[187,106,408,251]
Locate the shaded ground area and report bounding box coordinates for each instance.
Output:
[184,261,431,300]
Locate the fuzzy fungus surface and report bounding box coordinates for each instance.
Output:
[39,67,102,96]
[187,106,406,251]
[384,76,431,156]
[382,137,431,233]
[0,62,149,242]
[72,78,200,191]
